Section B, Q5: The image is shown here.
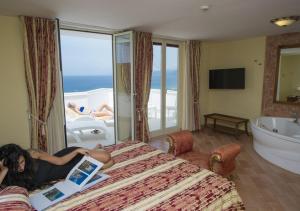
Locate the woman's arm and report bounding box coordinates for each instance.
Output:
[69,106,82,115]
[29,148,90,166]
[0,160,8,184]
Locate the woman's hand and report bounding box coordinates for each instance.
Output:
[0,159,8,184]
[0,159,7,171]
[75,148,90,156]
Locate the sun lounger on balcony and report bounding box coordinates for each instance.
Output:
[103,119,114,127]
[65,107,113,142]
[66,118,107,143]
[66,107,114,125]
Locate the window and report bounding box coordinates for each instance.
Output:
[148,41,180,135]
[166,44,178,128]
[148,43,162,131]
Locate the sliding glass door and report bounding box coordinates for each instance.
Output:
[148,41,180,136]
[113,31,135,142]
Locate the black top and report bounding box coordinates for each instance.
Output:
[32,147,83,187]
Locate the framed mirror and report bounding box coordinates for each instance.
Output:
[275,46,300,104]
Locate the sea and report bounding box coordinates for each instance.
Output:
[63,70,177,92]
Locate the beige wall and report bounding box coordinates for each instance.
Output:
[0,15,30,148]
[200,37,266,123]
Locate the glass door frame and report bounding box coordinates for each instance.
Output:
[58,25,136,146]
[59,27,115,146]
[113,31,135,142]
[150,38,183,137]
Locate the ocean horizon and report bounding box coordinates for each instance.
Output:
[63,71,177,92]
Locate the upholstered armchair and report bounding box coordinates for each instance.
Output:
[167,130,241,177]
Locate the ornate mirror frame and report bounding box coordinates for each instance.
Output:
[262,32,300,117]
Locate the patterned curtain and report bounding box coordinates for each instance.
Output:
[22,16,58,151]
[134,32,153,142]
[118,63,131,95]
[188,40,201,131]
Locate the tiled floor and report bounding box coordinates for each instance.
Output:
[149,128,300,211]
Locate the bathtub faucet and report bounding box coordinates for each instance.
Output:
[291,112,299,124]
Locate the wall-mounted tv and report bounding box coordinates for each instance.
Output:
[209,68,245,89]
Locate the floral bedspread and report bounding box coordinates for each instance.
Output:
[47,142,245,211]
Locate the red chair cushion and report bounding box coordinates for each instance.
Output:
[211,143,241,163]
[168,130,194,156]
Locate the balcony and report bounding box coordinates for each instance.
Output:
[64,88,177,148]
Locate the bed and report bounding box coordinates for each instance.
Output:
[45,141,244,210]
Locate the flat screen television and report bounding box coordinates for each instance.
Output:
[209,68,245,89]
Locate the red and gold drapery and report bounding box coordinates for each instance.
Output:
[22,16,58,151]
[188,40,201,131]
[134,32,153,142]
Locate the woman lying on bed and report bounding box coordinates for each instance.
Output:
[0,144,114,191]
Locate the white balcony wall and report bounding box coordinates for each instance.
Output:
[148,89,177,131]
[166,90,177,127]
[148,89,161,119]
[166,90,177,107]
[64,88,114,110]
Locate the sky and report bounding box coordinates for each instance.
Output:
[61,30,178,76]
[153,45,161,72]
[61,30,113,76]
[153,45,178,72]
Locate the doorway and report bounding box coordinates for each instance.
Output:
[60,29,115,148]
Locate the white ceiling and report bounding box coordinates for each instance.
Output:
[0,0,299,41]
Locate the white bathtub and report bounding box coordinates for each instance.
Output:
[251,117,300,174]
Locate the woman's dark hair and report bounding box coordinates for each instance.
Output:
[0,144,36,191]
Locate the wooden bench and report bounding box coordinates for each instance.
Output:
[204,113,249,137]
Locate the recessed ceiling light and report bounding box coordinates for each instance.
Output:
[270,16,300,27]
[200,5,210,12]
